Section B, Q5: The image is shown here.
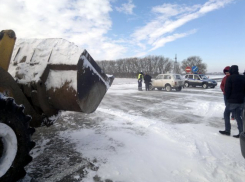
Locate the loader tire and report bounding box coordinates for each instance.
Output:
[0,97,35,182]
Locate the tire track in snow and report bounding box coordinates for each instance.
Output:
[97,107,192,144]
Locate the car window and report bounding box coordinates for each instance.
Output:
[188,75,193,79]
[175,75,181,79]
[185,75,188,78]
[156,75,163,79]
[200,75,208,79]
[194,75,199,80]
[164,75,171,79]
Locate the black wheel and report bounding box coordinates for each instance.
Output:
[184,82,189,87]
[0,96,35,182]
[165,84,172,92]
[176,87,182,92]
[202,83,208,89]
[157,88,162,91]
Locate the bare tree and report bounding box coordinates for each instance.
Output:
[181,56,207,74]
[173,61,182,74]
[163,59,173,73]
[97,55,178,77]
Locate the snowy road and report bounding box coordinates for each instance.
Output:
[22,78,245,182]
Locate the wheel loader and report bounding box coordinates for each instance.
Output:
[0,30,113,182]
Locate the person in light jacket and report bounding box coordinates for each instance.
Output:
[138,72,144,91]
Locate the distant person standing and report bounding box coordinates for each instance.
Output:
[219,65,245,138]
[220,66,235,120]
[138,72,144,91]
[144,73,152,91]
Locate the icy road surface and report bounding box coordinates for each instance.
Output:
[21,78,245,182]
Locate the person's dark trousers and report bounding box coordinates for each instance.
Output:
[224,95,235,119]
[145,82,150,91]
[243,97,245,131]
[224,103,243,133]
[138,80,142,90]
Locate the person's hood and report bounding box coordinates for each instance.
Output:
[229,65,239,75]
[223,66,230,74]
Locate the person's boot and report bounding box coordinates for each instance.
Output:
[233,134,240,138]
[219,130,230,136]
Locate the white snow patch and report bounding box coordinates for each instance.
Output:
[57,78,245,182]
[8,38,83,84]
[60,111,245,182]
[30,138,51,159]
[45,70,77,91]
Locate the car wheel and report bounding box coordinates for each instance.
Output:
[184,82,189,87]
[165,85,172,92]
[202,83,208,89]
[176,87,182,91]
[157,88,162,91]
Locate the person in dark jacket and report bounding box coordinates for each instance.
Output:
[144,73,152,91]
[219,65,245,138]
[220,66,235,120]
[243,70,245,128]
[138,72,144,91]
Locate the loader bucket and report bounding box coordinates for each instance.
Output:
[8,37,113,126]
[40,49,113,116]
[77,50,111,113]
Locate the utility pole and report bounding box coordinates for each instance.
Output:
[173,54,178,73]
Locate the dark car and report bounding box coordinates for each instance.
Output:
[184,74,217,89]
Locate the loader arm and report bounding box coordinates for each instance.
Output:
[0,30,16,71]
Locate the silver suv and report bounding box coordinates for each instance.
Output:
[184,74,217,88]
[150,74,184,91]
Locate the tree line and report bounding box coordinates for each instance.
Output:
[96,55,207,78]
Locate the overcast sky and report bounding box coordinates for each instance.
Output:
[1,0,244,72]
